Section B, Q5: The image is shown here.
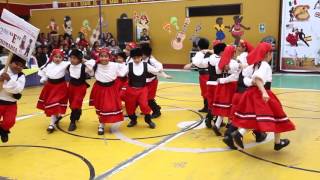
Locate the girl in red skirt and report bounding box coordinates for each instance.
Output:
[185,40,227,128]
[0,55,26,143]
[141,44,163,118]
[212,46,241,136]
[231,42,295,151]
[66,49,94,131]
[37,49,70,133]
[89,48,127,135]
[125,48,171,129]
[223,41,267,149]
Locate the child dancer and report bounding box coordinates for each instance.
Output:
[185,40,226,128]
[141,44,163,118]
[223,41,267,149]
[191,38,210,113]
[0,55,26,143]
[89,48,127,135]
[231,42,295,151]
[37,49,69,133]
[125,48,171,129]
[66,49,93,131]
[212,46,240,136]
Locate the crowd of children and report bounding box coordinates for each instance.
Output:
[0,34,295,152]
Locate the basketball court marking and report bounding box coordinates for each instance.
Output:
[0,145,96,180]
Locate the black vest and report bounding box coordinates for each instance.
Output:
[128,62,147,88]
[67,64,90,88]
[198,52,211,75]
[208,62,218,81]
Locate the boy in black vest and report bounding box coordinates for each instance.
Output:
[0,55,26,143]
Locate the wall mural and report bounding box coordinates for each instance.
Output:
[280,0,320,72]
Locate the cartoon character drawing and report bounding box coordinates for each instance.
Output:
[214,17,230,41]
[230,15,250,45]
[293,5,310,21]
[63,16,73,38]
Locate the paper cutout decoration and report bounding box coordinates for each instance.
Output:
[163,23,172,33]
[80,19,91,38]
[47,18,59,35]
[189,23,202,41]
[230,15,250,45]
[214,17,230,41]
[63,16,72,38]
[134,12,150,41]
[171,17,191,50]
[170,17,179,31]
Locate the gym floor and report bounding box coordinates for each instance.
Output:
[0,70,320,180]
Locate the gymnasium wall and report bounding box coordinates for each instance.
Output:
[26,0,280,66]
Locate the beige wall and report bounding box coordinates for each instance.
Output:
[29,0,280,65]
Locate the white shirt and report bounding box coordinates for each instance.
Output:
[38,61,70,83]
[69,60,95,79]
[0,68,26,102]
[237,52,248,66]
[94,62,127,83]
[127,61,160,76]
[218,59,241,84]
[143,56,163,82]
[192,52,209,69]
[242,61,272,86]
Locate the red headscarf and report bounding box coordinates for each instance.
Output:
[218,45,236,70]
[96,48,111,63]
[247,42,273,65]
[126,42,138,49]
[49,49,64,62]
[239,40,254,53]
[212,40,221,47]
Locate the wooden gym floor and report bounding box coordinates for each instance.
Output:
[0,70,320,180]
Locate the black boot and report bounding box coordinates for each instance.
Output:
[224,124,238,137]
[127,114,138,127]
[274,139,290,151]
[68,109,80,131]
[47,125,55,134]
[0,128,9,143]
[149,100,161,119]
[253,130,268,143]
[55,116,63,124]
[223,135,237,150]
[198,99,208,113]
[232,131,244,149]
[204,112,213,128]
[145,114,156,129]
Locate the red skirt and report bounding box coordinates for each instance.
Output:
[115,77,128,92]
[146,79,158,100]
[89,82,124,124]
[213,81,237,117]
[68,83,87,110]
[199,74,209,99]
[124,86,151,115]
[229,92,243,121]
[37,81,68,117]
[206,84,217,114]
[232,87,295,133]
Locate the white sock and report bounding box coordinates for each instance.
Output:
[50,115,57,126]
[215,116,223,128]
[99,123,105,129]
[238,128,247,136]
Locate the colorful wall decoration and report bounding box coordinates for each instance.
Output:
[280,0,320,72]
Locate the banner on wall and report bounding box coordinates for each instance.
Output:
[0,9,40,60]
[280,0,320,72]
